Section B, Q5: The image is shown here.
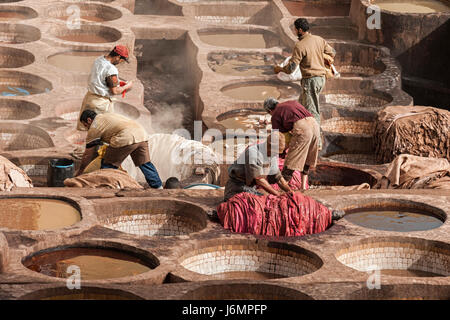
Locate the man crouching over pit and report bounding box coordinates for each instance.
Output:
[224,132,294,201]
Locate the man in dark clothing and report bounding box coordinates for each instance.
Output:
[264,97,320,190]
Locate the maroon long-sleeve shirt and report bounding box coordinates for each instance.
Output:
[271,100,312,133]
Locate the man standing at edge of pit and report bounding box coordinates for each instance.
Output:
[263,97,320,190]
[77,45,133,131]
[76,110,163,189]
[274,18,336,147]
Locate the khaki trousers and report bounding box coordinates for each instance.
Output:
[284,117,320,172]
[77,91,114,130]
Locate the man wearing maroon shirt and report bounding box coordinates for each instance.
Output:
[263,97,320,190]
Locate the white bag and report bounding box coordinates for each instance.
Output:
[276,56,302,82]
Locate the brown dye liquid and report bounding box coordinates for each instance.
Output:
[213,271,284,280]
[200,33,268,48]
[58,16,108,22]
[57,34,114,43]
[26,248,152,280]
[210,55,280,77]
[282,1,350,16]
[345,211,443,232]
[381,269,442,277]
[0,198,80,230]
[219,114,271,131]
[374,0,450,13]
[0,12,30,21]
[48,52,104,73]
[223,85,282,101]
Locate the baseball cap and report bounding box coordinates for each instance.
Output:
[113,45,129,63]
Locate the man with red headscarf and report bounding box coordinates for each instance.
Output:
[77,45,133,130]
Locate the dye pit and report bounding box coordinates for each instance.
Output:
[24,248,154,280]
[222,83,297,101]
[344,210,444,232]
[373,0,450,13]
[0,0,448,301]
[282,1,350,16]
[218,112,271,131]
[47,52,106,73]
[199,32,279,49]
[0,198,80,231]
[208,53,283,77]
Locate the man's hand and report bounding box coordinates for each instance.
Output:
[273,65,283,74]
[123,80,133,90]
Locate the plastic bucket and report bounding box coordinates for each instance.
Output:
[47,158,74,187]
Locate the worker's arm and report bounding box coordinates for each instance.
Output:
[276,44,304,74]
[254,177,282,196]
[324,41,336,59]
[75,138,102,176]
[75,146,97,176]
[277,176,294,193]
[106,75,133,95]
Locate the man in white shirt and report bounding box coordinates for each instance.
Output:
[77,45,133,130]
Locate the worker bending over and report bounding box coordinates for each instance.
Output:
[224,132,293,201]
[263,97,320,190]
[77,110,163,189]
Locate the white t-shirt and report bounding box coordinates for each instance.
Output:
[88,56,119,98]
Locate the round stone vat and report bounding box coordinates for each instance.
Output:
[321,132,376,165]
[8,156,51,186]
[0,123,54,151]
[0,46,34,68]
[348,284,450,300]
[209,134,263,160]
[217,108,271,131]
[97,198,207,237]
[331,42,387,77]
[0,99,40,120]
[23,244,159,281]
[182,282,313,300]
[0,23,40,44]
[221,81,299,101]
[282,0,350,16]
[20,286,144,300]
[291,24,357,41]
[372,0,450,13]
[56,100,140,121]
[208,52,284,77]
[198,29,280,49]
[324,153,379,165]
[47,51,107,73]
[47,3,122,22]
[320,90,393,109]
[343,199,445,232]
[0,6,38,21]
[336,237,450,277]
[321,117,375,135]
[0,197,81,231]
[50,24,121,44]
[0,70,52,96]
[180,241,323,280]
[309,163,378,187]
